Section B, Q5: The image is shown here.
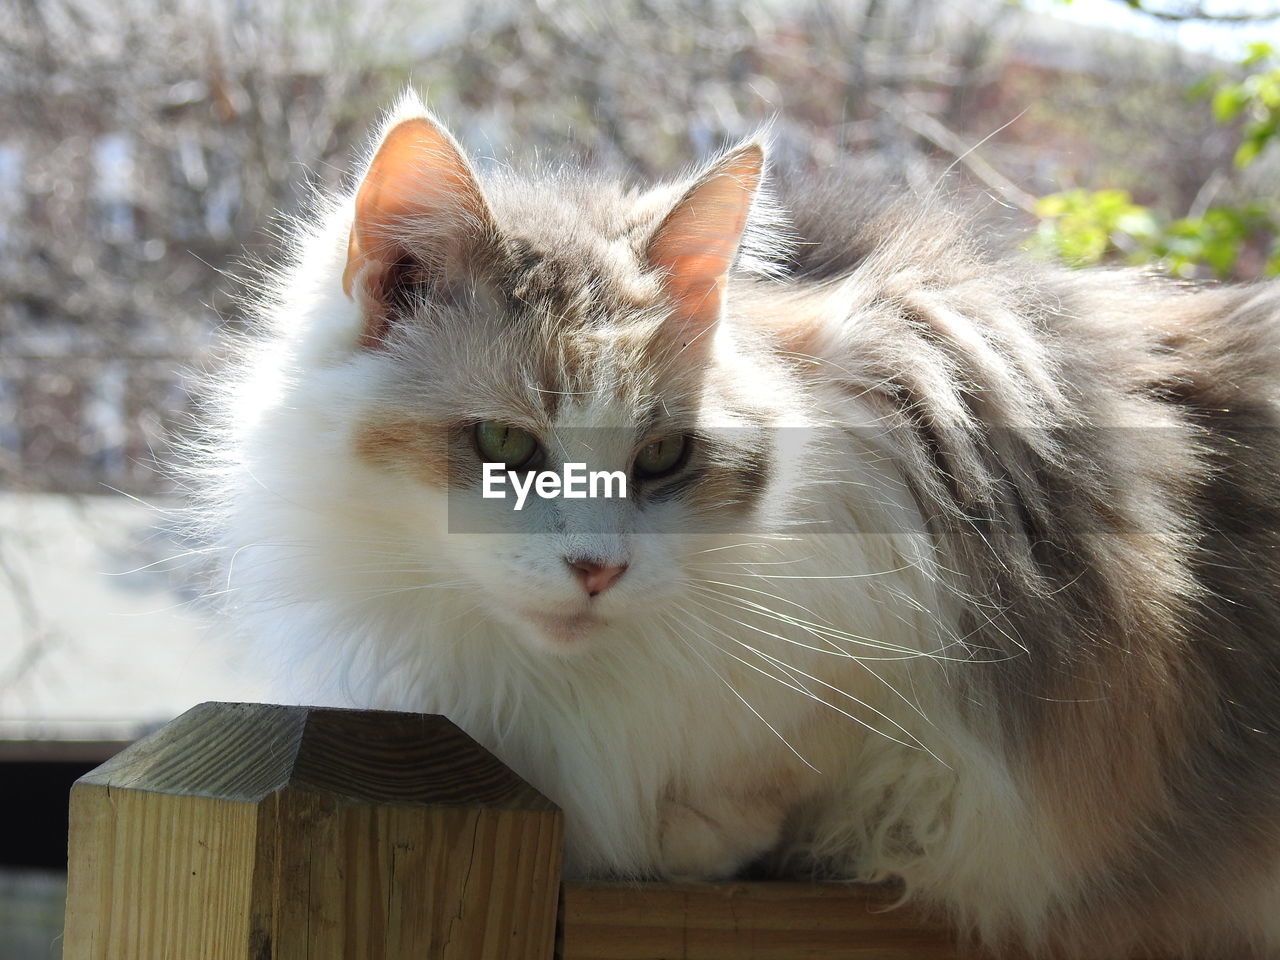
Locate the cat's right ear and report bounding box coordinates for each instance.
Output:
[645,140,765,356]
[343,106,491,347]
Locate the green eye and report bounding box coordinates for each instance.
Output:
[474,421,539,469]
[634,435,688,479]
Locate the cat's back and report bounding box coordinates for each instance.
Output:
[770,162,1020,282]
[760,166,1280,955]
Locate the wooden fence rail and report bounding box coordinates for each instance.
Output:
[62,701,963,959]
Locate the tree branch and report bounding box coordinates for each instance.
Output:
[1124,0,1280,22]
[873,93,1040,215]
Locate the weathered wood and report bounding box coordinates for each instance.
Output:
[63,701,564,960]
[559,882,967,959]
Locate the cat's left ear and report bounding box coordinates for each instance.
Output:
[646,139,765,351]
[343,104,492,346]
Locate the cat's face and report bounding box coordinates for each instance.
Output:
[351,267,789,655]
[335,97,790,654]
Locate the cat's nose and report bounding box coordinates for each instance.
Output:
[566,558,627,597]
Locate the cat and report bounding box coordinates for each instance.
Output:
[191,90,1280,958]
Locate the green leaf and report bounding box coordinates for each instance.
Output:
[1115,209,1159,239]
[1236,136,1263,167]
[1213,85,1247,123]
[1034,194,1070,217]
[1033,185,1278,280]
[1186,74,1218,101]
[1244,42,1275,67]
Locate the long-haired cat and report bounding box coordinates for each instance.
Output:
[192,91,1280,958]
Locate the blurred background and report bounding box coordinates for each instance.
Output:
[3,0,1280,955]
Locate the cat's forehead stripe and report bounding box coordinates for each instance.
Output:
[483,178,663,321]
[500,243,654,327]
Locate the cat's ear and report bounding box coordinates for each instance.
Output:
[646,140,765,351]
[343,103,491,346]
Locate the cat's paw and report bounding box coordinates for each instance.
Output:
[657,797,782,881]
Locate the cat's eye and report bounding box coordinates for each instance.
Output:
[474,421,539,469]
[634,435,688,479]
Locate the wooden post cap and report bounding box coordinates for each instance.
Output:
[63,701,564,960]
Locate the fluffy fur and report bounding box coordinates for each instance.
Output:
[190,91,1280,957]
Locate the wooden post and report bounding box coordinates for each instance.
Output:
[63,701,563,960]
[560,882,965,959]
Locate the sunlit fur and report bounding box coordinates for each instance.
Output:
[190,91,1280,958]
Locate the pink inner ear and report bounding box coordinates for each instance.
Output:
[647,145,764,345]
[343,115,489,344]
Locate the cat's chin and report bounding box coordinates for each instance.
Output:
[519,610,604,654]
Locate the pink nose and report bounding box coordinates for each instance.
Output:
[567,559,627,597]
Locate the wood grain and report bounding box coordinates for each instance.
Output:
[64,701,563,960]
[559,882,971,960]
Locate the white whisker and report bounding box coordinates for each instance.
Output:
[690,582,937,659]
[663,608,819,772]
[675,599,937,761]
